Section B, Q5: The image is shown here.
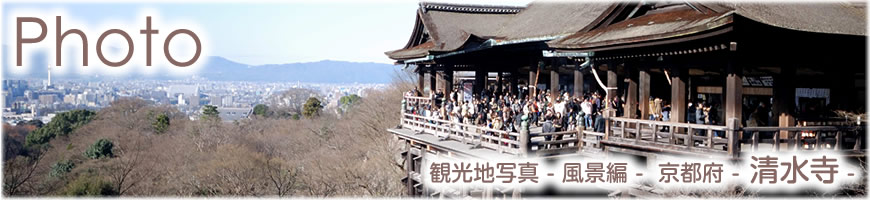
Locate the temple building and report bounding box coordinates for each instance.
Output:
[386,1,866,198]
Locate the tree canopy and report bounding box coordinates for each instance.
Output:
[152,114,170,134]
[201,105,220,121]
[253,104,269,117]
[25,110,96,148]
[84,139,114,159]
[302,97,323,118]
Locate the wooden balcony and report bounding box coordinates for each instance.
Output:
[392,96,866,160]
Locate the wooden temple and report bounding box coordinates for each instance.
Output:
[386,1,866,198]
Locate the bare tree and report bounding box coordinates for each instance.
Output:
[3,150,45,196]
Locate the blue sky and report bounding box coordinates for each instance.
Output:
[2,1,530,65]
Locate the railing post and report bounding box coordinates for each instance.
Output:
[773,129,780,151]
[727,118,740,158]
[400,99,407,127]
[520,114,530,157]
[707,129,714,149]
[683,126,695,149]
[604,110,611,140]
[635,121,642,143]
[577,124,584,152]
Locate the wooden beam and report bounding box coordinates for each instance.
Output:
[429,67,437,95]
[474,67,485,97]
[625,65,638,119]
[773,67,795,148]
[529,65,538,98]
[497,71,504,97]
[574,66,583,98]
[551,69,560,99]
[509,69,518,96]
[606,64,618,107]
[639,68,651,120]
[443,66,453,101]
[670,66,687,123]
[725,47,743,158]
[417,66,425,95]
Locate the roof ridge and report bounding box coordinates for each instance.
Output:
[420,2,524,14]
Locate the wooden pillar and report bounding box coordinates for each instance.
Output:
[606,65,618,109]
[496,72,504,97]
[529,69,536,88]
[405,141,414,196]
[550,69,560,99]
[724,43,743,157]
[429,67,437,95]
[725,52,743,126]
[639,68,651,120]
[443,66,454,101]
[474,67,486,97]
[773,67,795,148]
[573,65,583,98]
[529,65,539,98]
[509,70,519,96]
[670,65,687,123]
[417,66,425,95]
[625,66,638,118]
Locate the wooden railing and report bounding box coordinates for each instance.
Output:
[607,117,734,154]
[741,126,864,152]
[401,113,521,154]
[400,97,865,159]
[400,96,589,157]
[529,129,581,156]
[403,95,432,105]
[607,116,866,158]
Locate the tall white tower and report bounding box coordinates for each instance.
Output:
[45,65,51,89]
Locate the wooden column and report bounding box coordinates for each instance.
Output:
[529,65,539,98]
[639,68,651,120]
[429,67,437,95]
[474,67,486,97]
[496,71,504,97]
[724,43,743,157]
[606,65,618,108]
[550,68,560,99]
[773,67,795,148]
[573,65,583,98]
[670,65,687,123]
[417,66,425,95]
[725,51,743,126]
[509,70,519,96]
[625,65,638,118]
[405,141,414,196]
[443,66,454,101]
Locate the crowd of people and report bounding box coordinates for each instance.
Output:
[403,85,613,145]
[403,82,759,144]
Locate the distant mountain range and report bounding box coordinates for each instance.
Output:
[2,45,402,83]
[193,56,401,83]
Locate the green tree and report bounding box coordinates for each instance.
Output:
[50,159,76,178]
[84,139,114,159]
[302,97,323,118]
[201,105,220,121]
[339,94,362,112]
[62,174,118,196]
[25,110,96,148]
[152,113,170,134]
[16,119,44,128]
[253,104,269,117]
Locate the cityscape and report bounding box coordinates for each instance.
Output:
[2,74,388,124]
